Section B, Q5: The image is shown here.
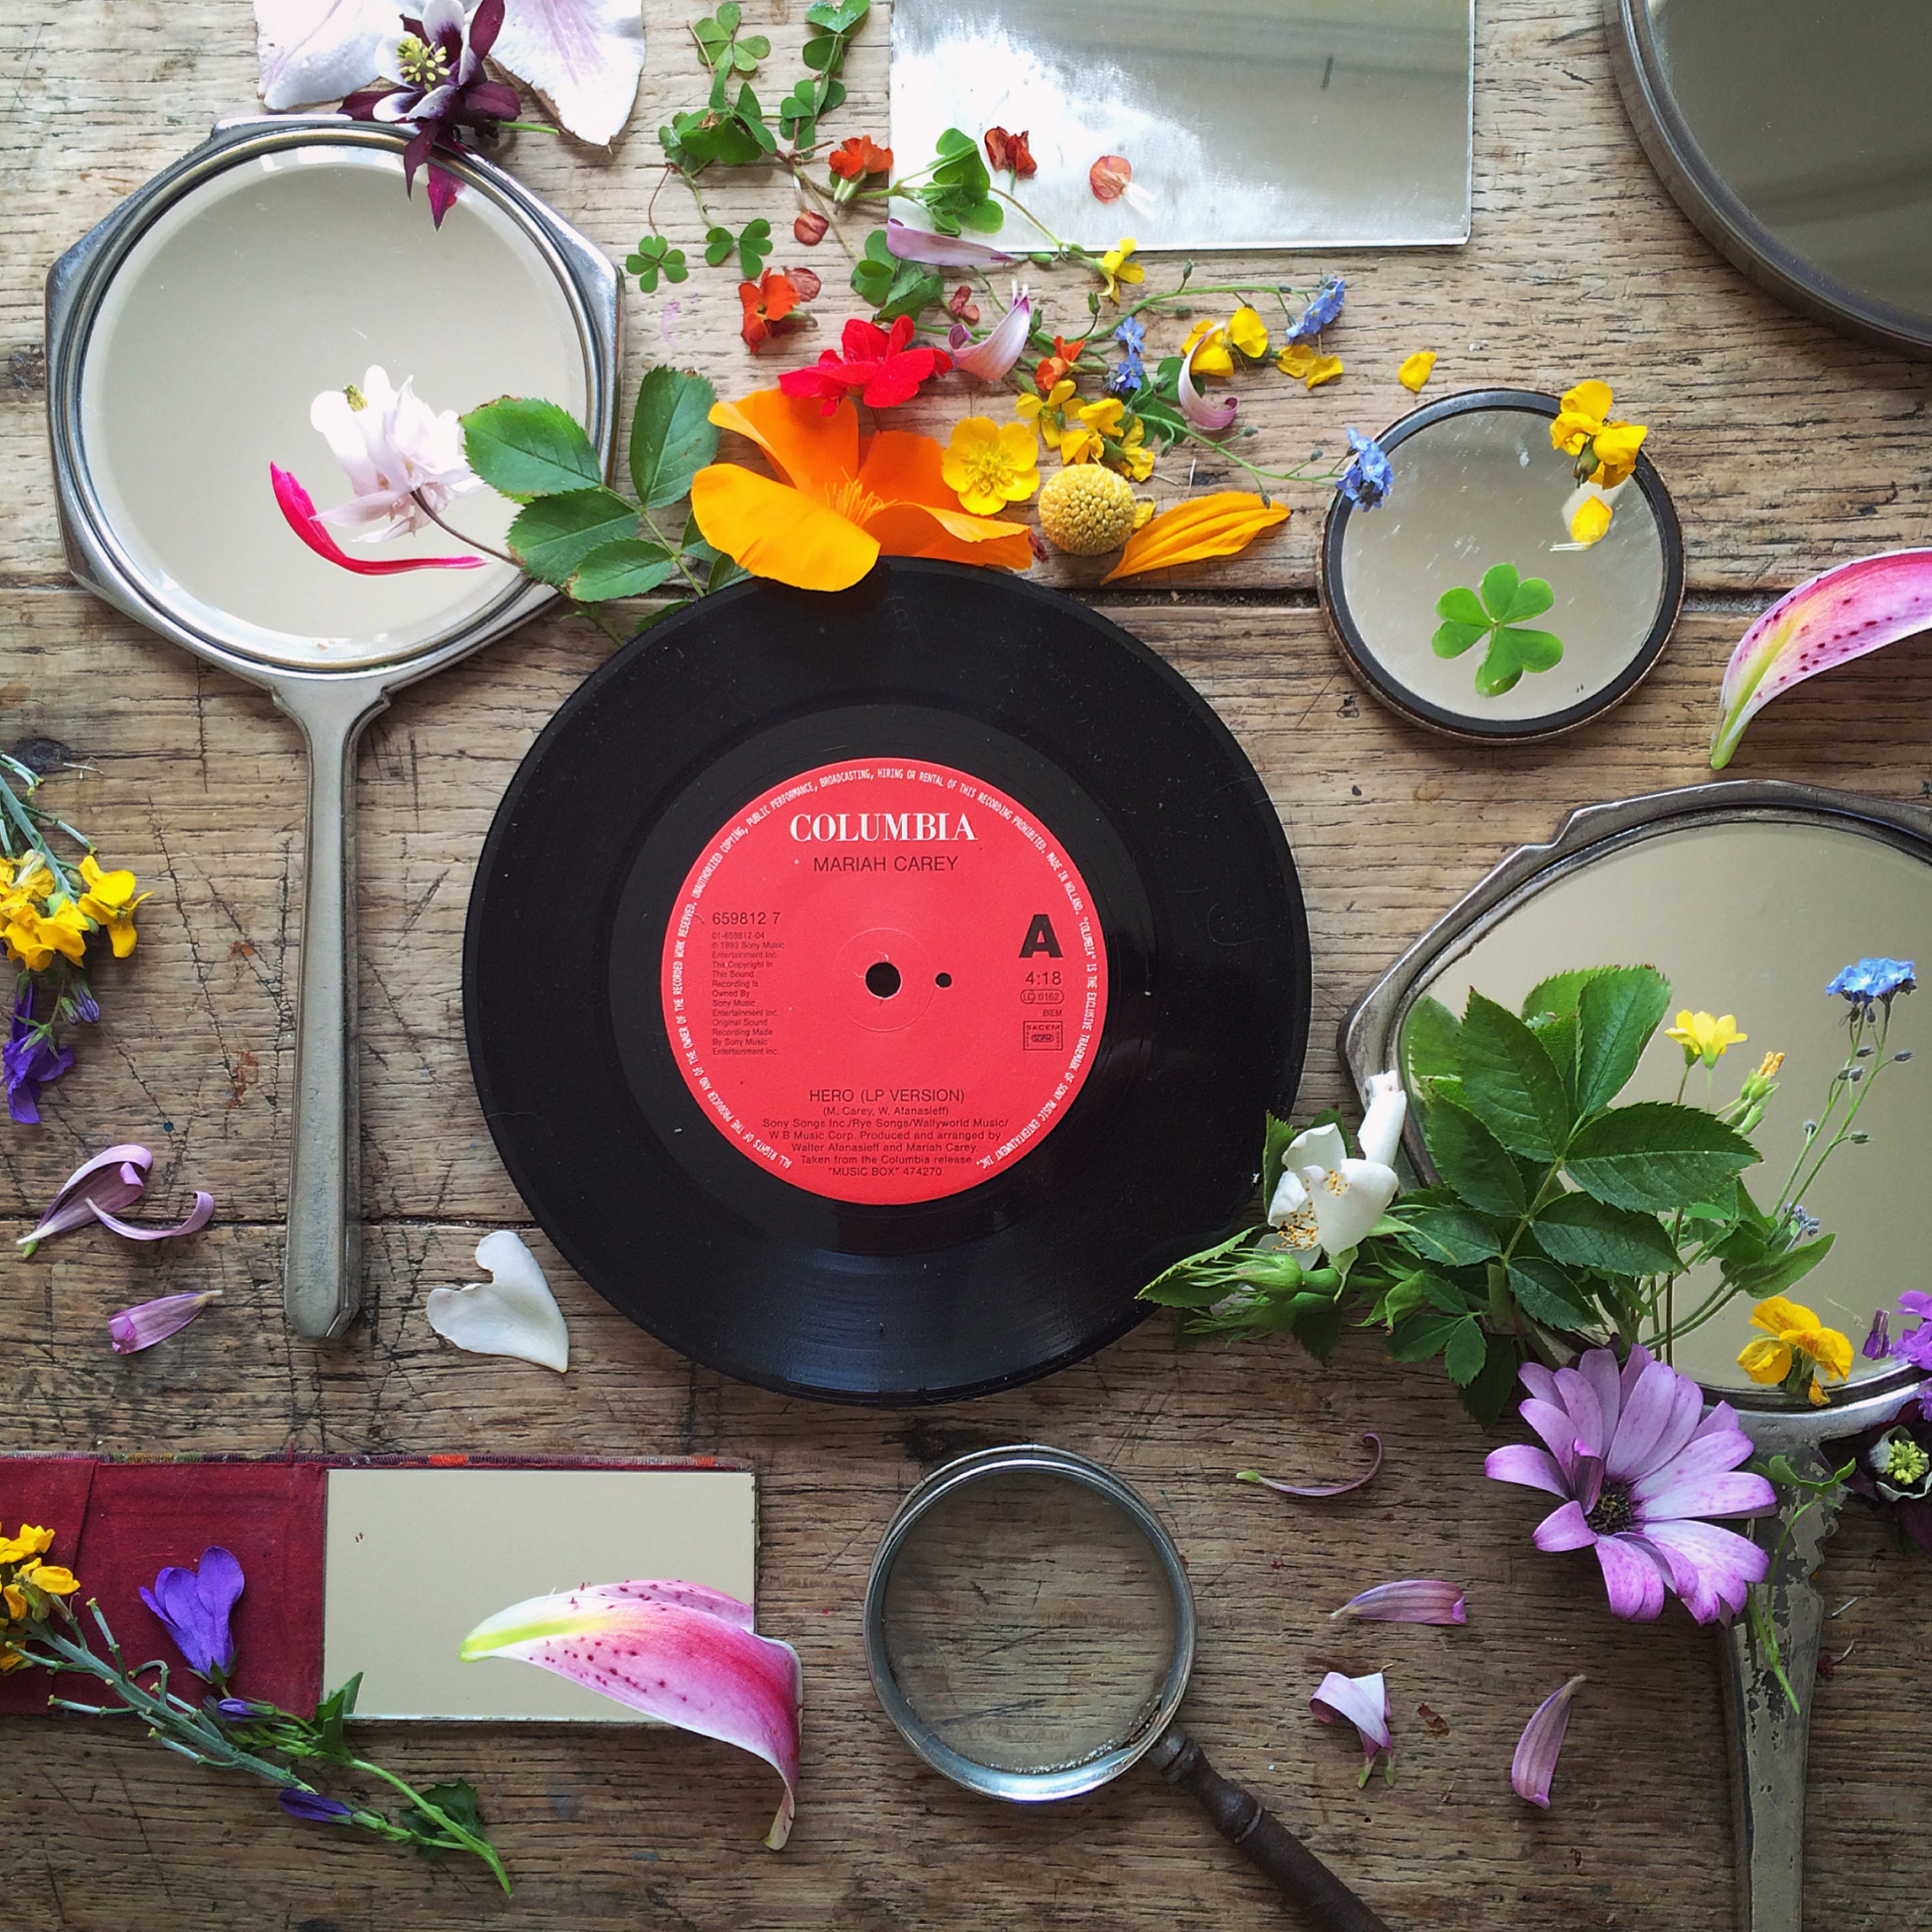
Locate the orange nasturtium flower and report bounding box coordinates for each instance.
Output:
[1101,491,1290,584]
[738,271,803,352]
[690,388,1035,593]
[828,135,893,180]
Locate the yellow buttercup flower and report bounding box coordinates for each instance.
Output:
[1180,317,1233,378]
[941,417,1041,515]
[1737,1296,1853,1405]
[1569,495,1613,546]
[1098,237,1143,303]
[1399,350,1437,393]
[1666,1009,1746,1067]
[78,853,151,959]
[1227,306,1269,360]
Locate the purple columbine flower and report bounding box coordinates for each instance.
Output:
[1890,1290,1932,1371]
[140,1546,244,1682]
[1485,1344,1775,1623]
[4,981,74,1125]
[279,1789,353,1825]
[1285,275,1345,344]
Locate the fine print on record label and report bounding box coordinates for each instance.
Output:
[661,758,1109,1205]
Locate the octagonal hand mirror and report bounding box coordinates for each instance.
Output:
[1347,779,1928,1932]
[44,116,621,1339]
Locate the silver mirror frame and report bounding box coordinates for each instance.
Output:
[1606,0,1932,361]
[43,116,622,1343]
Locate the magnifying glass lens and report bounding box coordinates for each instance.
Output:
[878,1469,1178,1775]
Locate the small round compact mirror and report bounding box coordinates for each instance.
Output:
[1318,389,1683,743]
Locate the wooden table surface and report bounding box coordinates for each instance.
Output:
[4,3,1930,1928]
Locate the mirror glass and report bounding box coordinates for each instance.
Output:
[1325,395,1676,737]
[1638,0,1932,337]
[1407,815,1932,1393]
[890,0,1471,251]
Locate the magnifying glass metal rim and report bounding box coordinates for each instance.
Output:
[43,111,622,690]
[864,1444,1196,1805]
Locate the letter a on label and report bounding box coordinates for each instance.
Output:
[1019,913,1063,958]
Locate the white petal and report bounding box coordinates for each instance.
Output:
[1284,1122,1348,1174]
[1356,1070,1409,1170]
[1265,1166,1310,1228]
[255,0,391,109]
[1309,1159,1400,1256]
[491,0,647,145]
[419,0,470,45]
[309,388,384,496]
[426,1230,570,1372]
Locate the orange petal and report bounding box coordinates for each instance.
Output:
[708,387,859,500]
[689,463,879,592]
[854,428,960,513]
[1101,492,1289,583]
[864,500,1035,572]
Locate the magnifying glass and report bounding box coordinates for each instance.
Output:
[863,1445,1394,1932]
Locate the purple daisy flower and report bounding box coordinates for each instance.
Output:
[1485,1345,1775,1623]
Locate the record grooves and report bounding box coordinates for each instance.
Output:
[464,561,1310,1404]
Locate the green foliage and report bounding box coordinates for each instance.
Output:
[851,226,943,322]
[782,0,868,145]
[629,367,719,508]
[624,235,689,293]
[461,399,601,500]
[508,487,640,586]
[912,126,1004,236]
[735,217,773,279]
[569,539,677,603]
[1563,1103,1756,1213]
[1432,563,1565,697]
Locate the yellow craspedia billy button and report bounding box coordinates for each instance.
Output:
[1037,464,1137,555]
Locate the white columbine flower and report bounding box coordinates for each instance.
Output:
[1266,1070,1408,1264]
[309,365,482,542]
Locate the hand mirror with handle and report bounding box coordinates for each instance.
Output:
[1347,778,1932,1932]
[43,115,620,1338]
[864,1445,1395,1932]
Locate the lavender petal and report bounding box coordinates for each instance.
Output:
[1511,1676,1585,1807]
[109,1288,222,1355]
[1332,1579,1467,1625]
[1237,1433,1382,1499]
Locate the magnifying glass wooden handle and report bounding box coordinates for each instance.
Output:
[1152,1729,1394,1932]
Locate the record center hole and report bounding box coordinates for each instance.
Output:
[935,973,952,988]
[866,960,902,999]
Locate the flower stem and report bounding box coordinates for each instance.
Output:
[409,492,520,569]
[638,507,708,598]
[347,1756,512,1894]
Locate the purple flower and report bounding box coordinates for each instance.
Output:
[1335,427,1392,511]
[1285,275,1345,344]
[884,218,1016,271]
[279,1789,353,1825]
[214,1696,264,1719]
[5,981,74,1125]
[1511,1676,1585,1808]
[1485,1345,1775,1623]
[1863,1308,1892,1360]
[109,1288,223,1355]
[1891,1291,1932,1370]
[1837,1396,1932,1552]
[1331,1578,1466,1624]
[1826,957,1916,1008]
[1310,1669,1393,1784]
[140,1546,244,1682]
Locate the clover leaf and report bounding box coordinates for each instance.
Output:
[1432,563,1564,697]
[736,217,773,279]
[623,235,689,294]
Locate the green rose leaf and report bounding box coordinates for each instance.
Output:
[1443,1316,1489,1387]
[1574,965,1671,1113]
[1530,1191,1681,1273]
[1404,994,1463,1091]
[461,398,601,501]
[1563,1102,1757,1213]
[629,367,720,509]
[508,487,638,586]
[568,538,676,604]
[1459,990,1574,1162]
[1387,1311,1462,1364]
[1423,1095,1528,1217]
[1390,1203,1505,1266]
[1522,969,1615,1025]
[1506,1256,1596,1329]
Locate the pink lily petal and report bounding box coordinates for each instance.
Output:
[1179,330,1238,432]
[1483,1443,1569,1497]
[90,1189,215,1243]
[1593,1535,1668,1620]
[947,289,1033,382]
[1638,1520,1768,1623]
[19,1143,153,1249]
[1511,1676,1585,1808]
[109,1288,224,1355]
[270,465,484,574]
[1531,1500,1595,1553]
[460,1580,802,1848]
[1711,548,1932,768]
[1238,1432,1382,1498]
[1310,1669,1393,1774]
[1332,1579,1466,1625]
[885,218,1017,270]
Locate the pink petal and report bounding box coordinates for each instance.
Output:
[270,465,484,574]
[110,1289,224,1355]
[1332,1579,1466,1625]
[1629,1430,1759,1510]
[947,292,1033,382]
[1532,1500,1597,1553]
[1603,1358,1683,1481]
[460,1581,801,1848]
[1646,1373,1708,1476]
[1711,548,1932,768]
[1576,1347,1623,1443]
[90,1189,215,1244]
[1520,1397,1582,1478]
[19,1143,153,1249]
[1617,1343,1654,1402]
[1516,1362,1561,1409]
[254,0,390,111]
[1238,1433,1382,1498]
[425,163,462,229]
[1570,1444,1605,1517]
[1638,1520,1768,1623]
[1310,1669,1392,1755]
[1511,1676,1585,1808]
[1179,331,1238,432]
[1637,1469,1775,1525]
[490,0,647,146]
[1551,1367,1607,1460]
[1593,1533,1668,1620]
[885,219,1016,270]
[1484,1443,1569,1497]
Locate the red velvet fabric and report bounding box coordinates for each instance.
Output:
[0,1458,325,1715]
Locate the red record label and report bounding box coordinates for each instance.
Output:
[661,759,1109,1204]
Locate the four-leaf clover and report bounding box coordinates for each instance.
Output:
[1432,563,1565,697]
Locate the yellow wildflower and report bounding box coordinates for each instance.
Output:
[0,1525,54,1565]
[1098,237,1143,304]
[19,1561,77,1596]
[1666,1009,1746,1067]
[2,1584,23,1621]
[1077,398,1127,439]
[1016,378,1079,451]
[1588,421,1647,487]
[77,854,151,959]
[941,417,1041,515]
[1550,379,1647,486]
[1399,350,1437,393]
[1275,343,1342,390]
[1569,496,1613,546]
[1737,1296,1853,1405]
[1180,317,1233,378]
[1550,380,1615,455]
[1227,305,1269,360]
[34,897,89,967]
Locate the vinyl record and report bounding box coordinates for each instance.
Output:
[464,561,1310,1404]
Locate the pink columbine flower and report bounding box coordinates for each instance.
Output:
[1485,1345,1775,1623]
[1332,1579,1467,1625]
[1512,1675,1585,1808]
[1310,1669,1393,1785]
[948,286,1033,382]
[310,366,485,542]
[271,466,485,576]
[110,1289,224,1355]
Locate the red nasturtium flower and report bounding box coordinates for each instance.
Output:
[779,314,953,414]
[739,270,812,352]
[827,136,893,180]
[1035,334,1082,393]
[983,126,1036,178]
[1088,153,1132,202]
